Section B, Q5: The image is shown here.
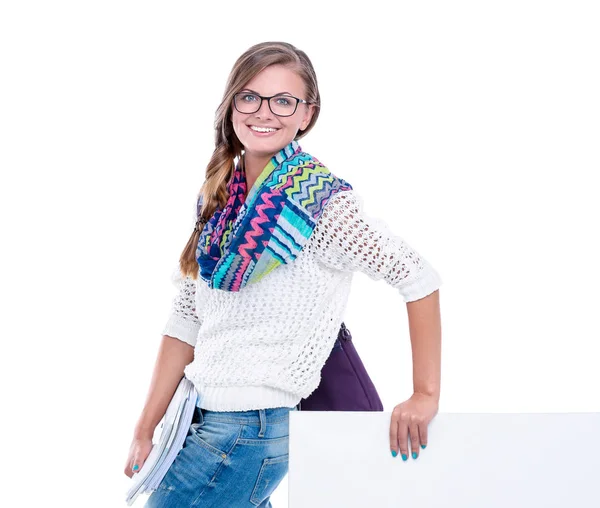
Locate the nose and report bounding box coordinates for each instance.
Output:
[254,97,274,120]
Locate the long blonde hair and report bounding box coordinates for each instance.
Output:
[179,42,321,279]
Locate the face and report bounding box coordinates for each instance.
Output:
[231,64,315,159]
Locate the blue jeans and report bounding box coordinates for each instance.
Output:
[144,405,298,507]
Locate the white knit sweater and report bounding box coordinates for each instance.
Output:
[162,190,442,411]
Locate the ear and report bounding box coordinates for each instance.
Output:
[300,104,316,131]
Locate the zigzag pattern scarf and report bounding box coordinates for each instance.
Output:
[196,140,353,292]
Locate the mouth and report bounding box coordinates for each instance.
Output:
[247,125,280,136]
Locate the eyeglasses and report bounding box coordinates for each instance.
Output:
[233,92,309,117]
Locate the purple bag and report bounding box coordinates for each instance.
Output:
[297,322,384,411]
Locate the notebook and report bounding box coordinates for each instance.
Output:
[125,376,198,506]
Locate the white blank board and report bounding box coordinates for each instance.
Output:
[289,412,600,507]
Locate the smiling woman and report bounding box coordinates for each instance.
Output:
[125,41,442,508]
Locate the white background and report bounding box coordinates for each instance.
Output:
[0,1,598,507]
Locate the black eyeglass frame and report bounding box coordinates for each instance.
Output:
[233,92,309,117]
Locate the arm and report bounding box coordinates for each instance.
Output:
[135,269,202,438]
[313,190,442,458]
[314,190,443,399]
[133,334,194,439]
[407,289,441,401]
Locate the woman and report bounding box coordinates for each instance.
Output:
[124,41,442,507]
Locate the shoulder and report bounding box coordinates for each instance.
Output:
[321,189,363,213]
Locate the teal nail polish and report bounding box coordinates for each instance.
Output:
[421,444,427,449]
[402,453,408,461]
[391,450,397,457]
[133,464,139,471]
[412,452,418,459]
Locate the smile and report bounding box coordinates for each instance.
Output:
[248,125,279,133]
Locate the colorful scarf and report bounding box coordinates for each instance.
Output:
[196,140,353,292]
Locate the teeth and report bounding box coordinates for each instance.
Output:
[250,126,278,133]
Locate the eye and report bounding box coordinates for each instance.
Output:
[274,96,292,106]
[241,93,259,102]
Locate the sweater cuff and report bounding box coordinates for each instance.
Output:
[161,314,200,347]
[399,262,443,303]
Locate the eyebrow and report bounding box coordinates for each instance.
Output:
[241,88,294,96]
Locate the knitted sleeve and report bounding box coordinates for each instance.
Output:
[312,190,442,302]
[161,265,201,347]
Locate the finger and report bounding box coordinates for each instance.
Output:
[398,417,409,461]
[131,458,141,474]
[129,453,142,476]
[389,415,399,457]
[409,421,420,459]
[419,422,429,450]
[124,457,136,478]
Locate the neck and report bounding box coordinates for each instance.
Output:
[243,151,273,192]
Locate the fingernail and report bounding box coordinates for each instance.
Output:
[391,450,397,457]
[421,444,427,449]
[402,453,408,461]
[133,464,139,471]
[412,452,418,459]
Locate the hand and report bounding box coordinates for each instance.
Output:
[389,392,439,460]
[123,435,154,478]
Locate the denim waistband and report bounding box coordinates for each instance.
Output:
[198,406,297,425]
